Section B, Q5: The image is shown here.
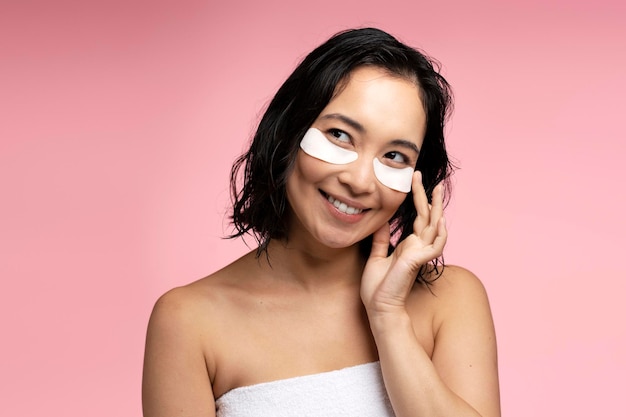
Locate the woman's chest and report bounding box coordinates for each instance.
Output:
[208,295,435,399]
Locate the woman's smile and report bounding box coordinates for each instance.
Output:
[327,195,364,215]
[320,190,369,225]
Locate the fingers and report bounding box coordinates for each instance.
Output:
[412,171,430,235]
[432,216,448,254]
[369,222,391,260]
[412,216,448,265]
[412,173,446,245]
[429,182,445,229]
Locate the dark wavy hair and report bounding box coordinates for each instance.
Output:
[229,27,455,283]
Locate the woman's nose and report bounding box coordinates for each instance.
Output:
[337,157,377,195]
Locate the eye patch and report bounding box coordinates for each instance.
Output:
[299,127,414,193]
[372,158,414,193]
[299,128,358,164]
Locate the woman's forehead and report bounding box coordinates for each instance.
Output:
[316,67,426,141]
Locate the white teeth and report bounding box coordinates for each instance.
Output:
[327,195,363,215]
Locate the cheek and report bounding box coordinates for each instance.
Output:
[382,190,410,215]
[285,152,329,210]
[292,151,332,184]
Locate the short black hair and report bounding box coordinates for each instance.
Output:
[229,27,455,284]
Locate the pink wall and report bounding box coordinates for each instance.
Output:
[1,0,624,415]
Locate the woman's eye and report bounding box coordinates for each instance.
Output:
[384,151,408,164]
[328,129,351,143]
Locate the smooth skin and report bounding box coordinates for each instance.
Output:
[142,67,500,417]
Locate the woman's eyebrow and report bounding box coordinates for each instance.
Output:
[390,139,420,155]
[319,113,366,133]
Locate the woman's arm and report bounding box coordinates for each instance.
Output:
[142,288,216,417]
[367,267,500,417]
[361,173,500,417]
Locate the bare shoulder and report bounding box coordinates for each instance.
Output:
[432,264,489,301]
[150,250,259,325]
[147,285,212,352]
[405,265,493,347]
[142,254,258,416]
[144,281,222,386]
[429,264,488,296]
[145,251,259,372]
[425,265,494,331]
[148,276,222,335]
[409,264,491,316]
[142,283,219,417]
[150,284,207,325]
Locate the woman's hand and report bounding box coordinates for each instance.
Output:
[360,171,447,317]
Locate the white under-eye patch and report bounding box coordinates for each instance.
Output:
[373,158,414,193]
[299,128,358,164]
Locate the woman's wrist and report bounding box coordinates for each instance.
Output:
[365,307,412,336]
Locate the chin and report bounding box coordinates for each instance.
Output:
[315,232,366,251]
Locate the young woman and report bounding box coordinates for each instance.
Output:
[142,28,500,417]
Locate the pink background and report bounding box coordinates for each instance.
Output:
[1,0,625,415]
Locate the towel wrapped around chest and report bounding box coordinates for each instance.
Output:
[215,362,395,417]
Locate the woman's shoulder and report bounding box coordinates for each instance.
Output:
[409,264,493,331]
[146,283,216,349]
[170,250,258,297]
[149,251,260,329]
[147,252,264,375]
[427,264,489,299]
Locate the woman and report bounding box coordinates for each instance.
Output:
[143,27,500,417]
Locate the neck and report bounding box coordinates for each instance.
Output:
[258,238,366,291]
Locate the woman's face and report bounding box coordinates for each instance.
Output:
[285,66,426,250]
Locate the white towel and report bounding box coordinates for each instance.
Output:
[215,362,395,417]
